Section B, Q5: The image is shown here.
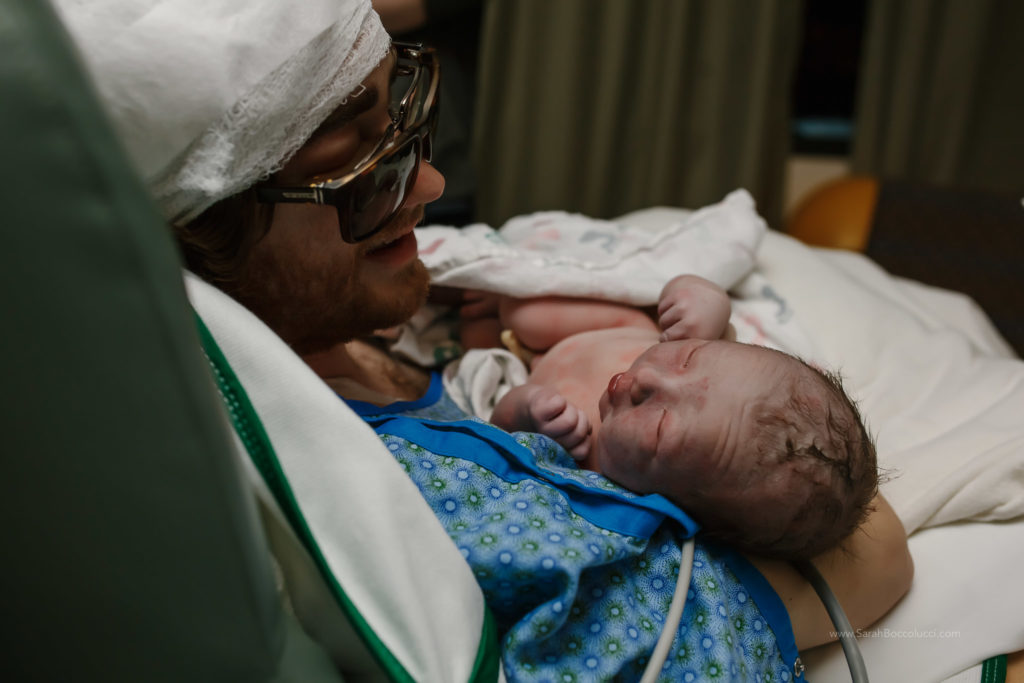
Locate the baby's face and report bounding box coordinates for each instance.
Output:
[594,339,803,502]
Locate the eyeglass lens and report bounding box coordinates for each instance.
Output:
[346,135,421,241]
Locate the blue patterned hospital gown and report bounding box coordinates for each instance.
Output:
[346,373,805,682]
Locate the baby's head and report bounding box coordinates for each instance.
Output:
[594,339,877,560]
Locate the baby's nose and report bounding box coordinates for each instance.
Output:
[629,370,658,405]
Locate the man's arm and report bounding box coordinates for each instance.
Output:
[748,494,914,651]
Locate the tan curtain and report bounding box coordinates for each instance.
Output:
[852,0,1024,192]
[473,0,803,228]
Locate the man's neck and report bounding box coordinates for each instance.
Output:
[303,339,431,405]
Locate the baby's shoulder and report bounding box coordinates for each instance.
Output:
[559,326,659,349]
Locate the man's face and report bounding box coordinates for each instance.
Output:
[236,50,445,354]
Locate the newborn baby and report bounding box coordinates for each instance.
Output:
[482,275,878,560]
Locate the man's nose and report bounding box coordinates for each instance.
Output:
[409,161,445,206]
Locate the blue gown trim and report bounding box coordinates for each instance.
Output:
[365,413,699,540]
[716,544,805,680]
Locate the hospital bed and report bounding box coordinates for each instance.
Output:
[5,0,1022,680]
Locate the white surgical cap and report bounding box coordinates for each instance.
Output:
[55,0,390,224]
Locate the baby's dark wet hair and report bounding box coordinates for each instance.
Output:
[696,355,878,560]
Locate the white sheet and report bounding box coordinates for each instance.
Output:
[802,517,1024,682]
[753,233,1024,533]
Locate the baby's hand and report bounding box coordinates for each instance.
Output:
[524,387,592,461]
[657,274,731,341]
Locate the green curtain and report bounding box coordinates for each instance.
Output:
[852,0,1024,193]
[473,0,803,228]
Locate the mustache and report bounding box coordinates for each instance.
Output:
[364,205,426,250]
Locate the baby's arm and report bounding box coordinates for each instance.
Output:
[458,274,729,352]
[499,296,658,353]
[457,290,658,352]
[657,274,732,341]
[491,384,592,460]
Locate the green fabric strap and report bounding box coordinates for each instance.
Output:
[193,312,499,683]
[980,655,1007,683]
[194,312,412,682]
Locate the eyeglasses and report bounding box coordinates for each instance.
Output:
[256,42,439,243]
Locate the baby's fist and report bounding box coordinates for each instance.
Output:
[657,274,731,341]
[527,387,592,460]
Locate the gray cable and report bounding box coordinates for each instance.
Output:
[638,538,695,683]
[794,559,869,683]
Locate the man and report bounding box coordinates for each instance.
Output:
[176,40,447,404]
[57,0,911,679]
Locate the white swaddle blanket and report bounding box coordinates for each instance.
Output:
[418,189,764,303]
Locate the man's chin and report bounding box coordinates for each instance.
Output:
[264,255,431,356]
[374,258,430,326]
[312,259,429,352]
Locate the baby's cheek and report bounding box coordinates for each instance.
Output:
[693,377,710,409]
[595,430,657,492]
